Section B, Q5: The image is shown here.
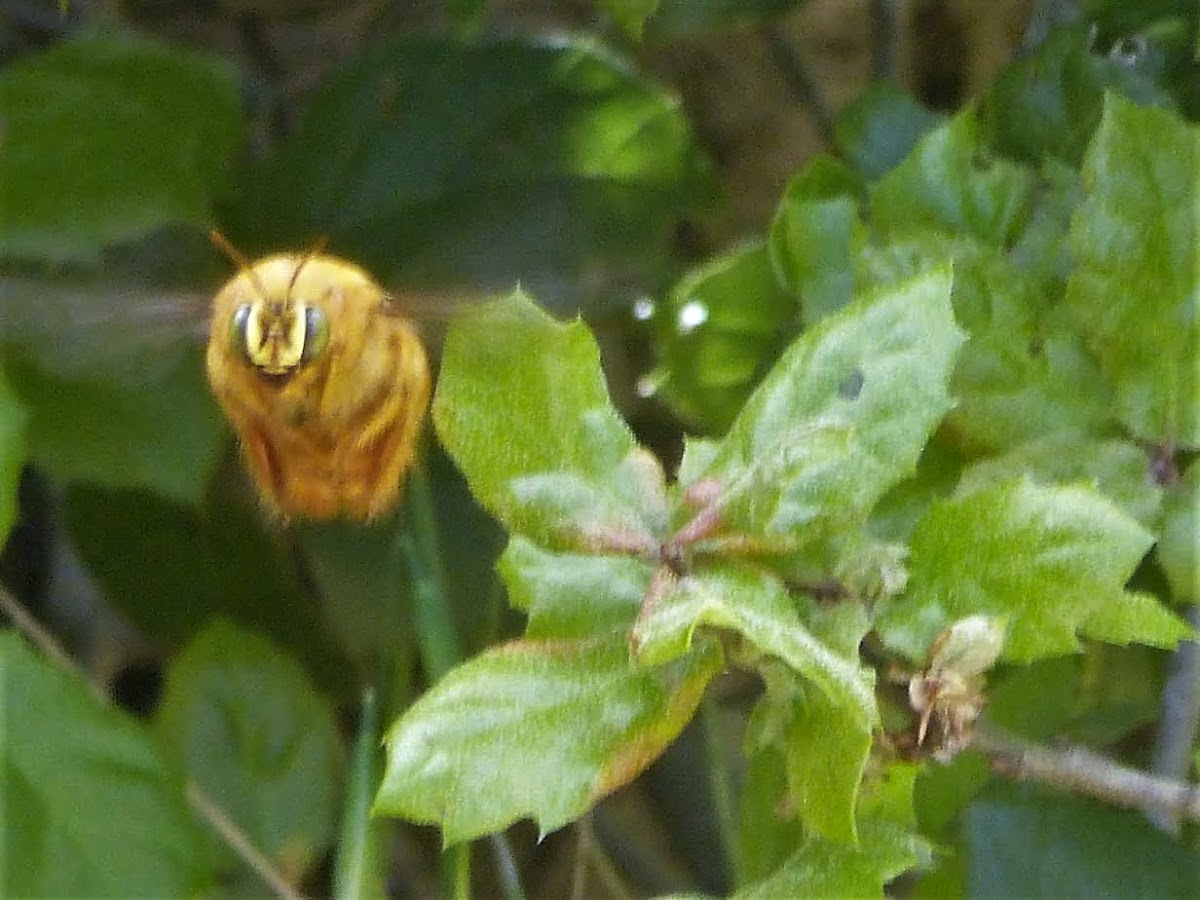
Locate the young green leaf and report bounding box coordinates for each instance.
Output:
[0,31,242,264]
[1,631,212,896]
[0,366,26,545]
[735,821,931,899]
[1066,94,1199,447]
[155,621,343,884]
[631,563,877,727]
[958,432,1163,526]
[499,535,652,638]
[870,111,1036,247]
[434,290,667,549]
[877,478,1190,662]
[700,267,964,544]
[375,635,722,844]
[1156,460,1199,601]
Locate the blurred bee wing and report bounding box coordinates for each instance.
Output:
[0,277,210,387]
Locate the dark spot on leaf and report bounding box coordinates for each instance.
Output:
[838,369,865,400]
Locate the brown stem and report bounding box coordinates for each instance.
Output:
[972,724,1200,824]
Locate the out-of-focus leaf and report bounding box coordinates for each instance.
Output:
[834,84,943,180]
[768,157,863,323]
[3,344,226,505]
[982,27,1174,166]
[870,111,1036,247]
[156,621,342,884]
[0,367,27,546]
[434,290,667,549]
[0,31,242,264]
[735,821,930,899]
[966,783,1200,897]
[375,635,722,843]
[223,36,714,304]
[1156,460,1199,601]
[499,535,651,638]
[698,268,963,546]
[1066,94,1199,447]
[958,432,1162,526]
[64,485,350,692]
[632,564,877,728]
[1,631,212,896]
[877,479,1189,662]
[649,241,798,431]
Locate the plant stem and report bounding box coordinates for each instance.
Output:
[972,723,1200,823]
[763,25,834,145]
[1147,603,1200,833]
[401,461,463,682]
[868,0,896,81]
[400,459,526,898]
[701,693,740,888]
[0,580,101,700]
[187,781,306,900]
[333,689,385,900]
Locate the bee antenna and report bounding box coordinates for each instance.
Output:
[284,236,330,301]
[210,230,272,301]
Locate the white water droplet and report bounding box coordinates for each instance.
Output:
[677,300,708,333]
[632,296,655,321]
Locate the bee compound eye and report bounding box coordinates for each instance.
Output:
[229,304,255,361]
[301,304,330,363]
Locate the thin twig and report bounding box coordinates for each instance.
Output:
[571,812,593,900]
[763,25,835,145]
[868,0,896,81]
[186,781,306,900]
[1148,603,1200,832]
[0,580,104,701]
[489,832,526,900]
[972,724,1200,824]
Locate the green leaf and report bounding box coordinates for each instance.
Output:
[966,784,1200,898]
[1066,94,1199,447]
[735,821,930,899]
[833,84,943,180]
[870,111,1036,247]
[747,667,872,842]
[64,485,350,694]
[223,36,713,302]
[0,367,27,546]
[1156,460,1199,601]
[375,635,722,843]
[877,479,1189,662]
[768,157,863,323]
[982,27,1174,166]
[156,621,342,883]
[631,564,877,727]
[598,0,660,39]
[499,535,652,638]
[1,631,211,896]
[0,31,242,264]
[649,241,798,431]
[958,432,1163,526]
[3,344,226,505]
[434,290,667,548]
[700,267,964,544]
[737,745,798,886]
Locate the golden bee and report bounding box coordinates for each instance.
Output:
[206,236,431,521]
